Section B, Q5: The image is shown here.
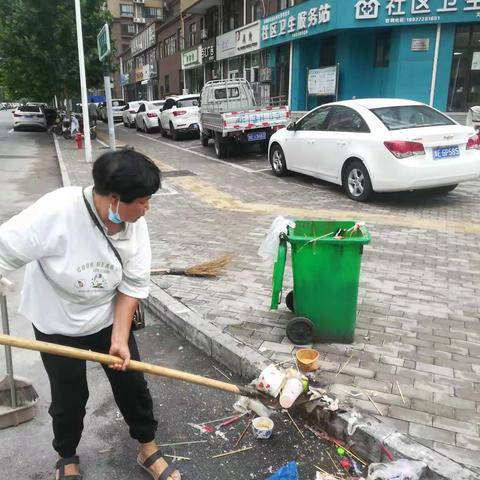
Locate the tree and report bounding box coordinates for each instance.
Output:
[0,0,112,102]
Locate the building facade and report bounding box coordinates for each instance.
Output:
[116,0,480,112]
[106,0,165,98]
[260,0,480,112]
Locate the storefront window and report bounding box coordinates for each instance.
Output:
[320,37,336,67]
[273,44,290,104]
[448,25,480,111]
[374,32,391,68]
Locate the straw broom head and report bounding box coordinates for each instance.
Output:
[184,254,235,277]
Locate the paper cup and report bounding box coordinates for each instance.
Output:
[252,417,274,439]
[256,364,286,398]
[279,377,304,409]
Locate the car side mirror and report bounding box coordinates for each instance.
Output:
[287,122,297,131]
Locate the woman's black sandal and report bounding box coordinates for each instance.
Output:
[55,455,82,479]
[137,449,179,480]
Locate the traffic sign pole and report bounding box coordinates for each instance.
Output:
[103,62,116,151]
[97,24,115,151]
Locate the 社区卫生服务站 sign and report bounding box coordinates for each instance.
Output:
[260,0,480,48]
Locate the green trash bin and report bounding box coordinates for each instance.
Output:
[270,220,371,344]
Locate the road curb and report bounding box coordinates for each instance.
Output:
[144,283,478,479]
[53,135,479,480]
[52,133,71,187]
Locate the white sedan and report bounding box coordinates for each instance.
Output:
[12,105,47,131]
[135,100,165,133]
[269,99,480,201]
[122,101,146,128]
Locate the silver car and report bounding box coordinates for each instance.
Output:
[12,105,47,131]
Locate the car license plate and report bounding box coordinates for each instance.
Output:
[248,131,267,142]
[433,146,459,159]
[25,115,33,118]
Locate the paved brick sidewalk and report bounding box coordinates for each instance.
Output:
[55,130,480,473]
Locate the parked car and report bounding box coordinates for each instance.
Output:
[99,99,126,122]
[122,101,147,128]
[199,79,290,158]
[269,98,480,201]
[158,95,200,141]
[135,100,165,133]
[12,105,47,131]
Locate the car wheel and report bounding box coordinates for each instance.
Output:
[259,140,268,155]
[430,184,458,195]
[269,144,287,177]
[201,133,209,147]
[214,134,229,158]
[343,160,373,202]
[170,123,178,141]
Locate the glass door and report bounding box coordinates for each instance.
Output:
[447,25,480,111]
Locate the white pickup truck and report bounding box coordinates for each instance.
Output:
[199,79,290,158]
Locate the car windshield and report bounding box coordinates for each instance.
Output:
[371,105,454,131]
[18,106,41,112]
[177,98,199,108]
[151,101,165,108]
[112,100,126,107]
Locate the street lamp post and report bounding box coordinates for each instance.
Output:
[74,0,92,163]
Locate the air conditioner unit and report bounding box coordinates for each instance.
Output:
[133,17,146,23]
[200,29,208,40]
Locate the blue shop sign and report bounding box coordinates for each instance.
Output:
[261,0,480,48]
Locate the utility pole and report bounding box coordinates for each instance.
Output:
[74,0,92,163]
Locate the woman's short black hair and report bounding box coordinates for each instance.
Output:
[92,150,161,203]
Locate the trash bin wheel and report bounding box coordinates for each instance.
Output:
[285,290,294,312]
[286,317,314,345]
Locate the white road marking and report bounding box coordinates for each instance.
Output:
[96,138,109,148]
[152,183,178,196]
[8,129,13,133]
[137,133,264,174]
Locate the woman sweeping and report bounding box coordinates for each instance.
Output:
[0,150,180,480]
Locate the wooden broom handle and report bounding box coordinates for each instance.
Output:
[0,334,243,396]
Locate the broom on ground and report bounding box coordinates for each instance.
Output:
[150,254,234,278]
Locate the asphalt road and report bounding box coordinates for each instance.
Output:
[0,111,343,480]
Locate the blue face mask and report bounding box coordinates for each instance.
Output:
[108,201,123,224]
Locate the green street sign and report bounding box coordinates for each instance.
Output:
[97,24,110,62]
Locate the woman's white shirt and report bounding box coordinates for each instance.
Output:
[0,186,151,336]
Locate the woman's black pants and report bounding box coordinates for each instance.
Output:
[34,325,158,458]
